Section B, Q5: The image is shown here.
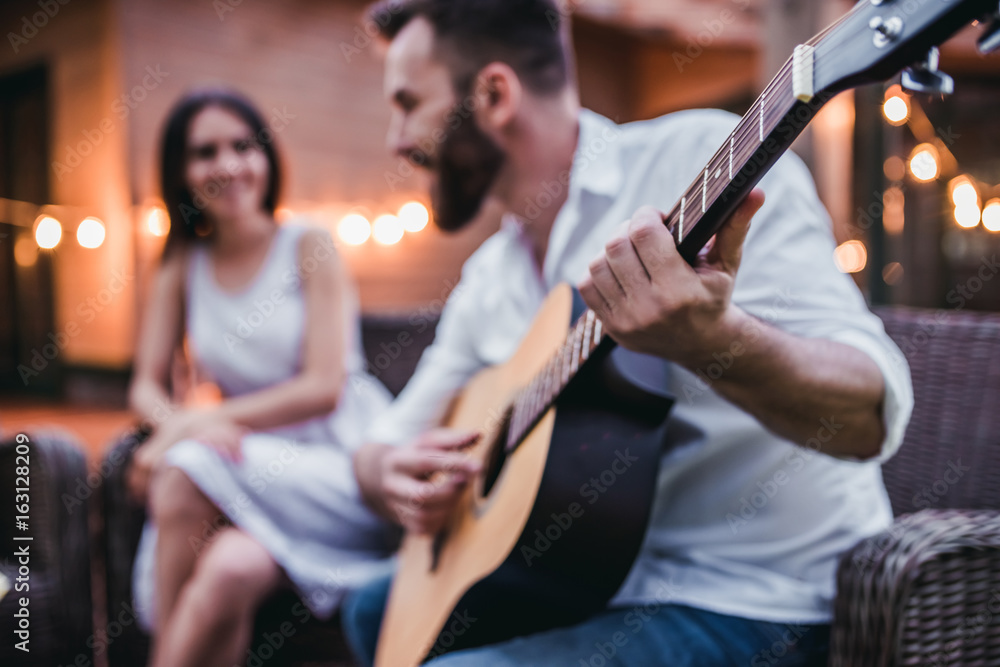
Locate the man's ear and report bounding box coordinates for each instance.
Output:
[472,62,522,130]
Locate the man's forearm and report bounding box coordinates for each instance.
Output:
[693,308,886,459]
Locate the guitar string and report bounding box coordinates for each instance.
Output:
[508,0,877,447]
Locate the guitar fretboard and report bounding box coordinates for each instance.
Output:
[502,4,866,452]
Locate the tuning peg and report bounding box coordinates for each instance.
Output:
[978,18,1000,54]
[901,47,954,96]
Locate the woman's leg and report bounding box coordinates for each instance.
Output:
[148,466,227,635]
[151,527,286,667]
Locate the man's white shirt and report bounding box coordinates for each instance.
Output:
[366,108,913,623]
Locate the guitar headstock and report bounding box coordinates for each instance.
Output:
[811,0,999,96]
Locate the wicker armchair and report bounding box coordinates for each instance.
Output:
[0,431,94,667]
[830,307,1000,666]
[99,314,437,666]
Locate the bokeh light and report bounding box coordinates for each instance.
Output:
[77,217,106,249]
[146,206,170,237]
[833,240,867,273]
[337,213,371,246]
[982,199,1000,233]
[882,95,909,125]
[954,203,981,229]
[398,201,430,233]
[34,215,62,249]
[949,177,979,208]
[372,214,404,245]
[908,144,939,182]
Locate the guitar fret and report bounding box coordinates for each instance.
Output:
[570,324,582,374]
[678,196,686,243]
[759,91,765,142]
[729,134,734,180]
[702,167,708,213]
[582,310,594,360]
[594,316,602,342]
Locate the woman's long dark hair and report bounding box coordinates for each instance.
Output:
[159,88,283,256]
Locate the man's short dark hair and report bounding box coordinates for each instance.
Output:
[369,0,569,96]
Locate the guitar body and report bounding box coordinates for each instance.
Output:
[374,4,998,663]
[375,284,674,667]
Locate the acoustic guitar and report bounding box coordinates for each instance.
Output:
[376,1,1000,664]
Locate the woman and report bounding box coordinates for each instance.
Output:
[127,88,394,667]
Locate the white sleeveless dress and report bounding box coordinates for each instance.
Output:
[132,222,395,631]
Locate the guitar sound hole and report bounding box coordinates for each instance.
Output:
[480,406,513,498]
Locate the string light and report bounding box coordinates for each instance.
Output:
[949,176,980,208]
[34,215,62,249]
[981,199,1000,232]
[337,214,371,246]
[372,214,404,245]
[398,201,429,233]
[882,86,910,126]
[833,240,867,273]
[954,204,981,229]
[908,144,939,182]
[76,217,106,249]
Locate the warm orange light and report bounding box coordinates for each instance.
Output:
[949,176,979,208]
[337,214,371,245]
[882,96,909,125]
[954,203,981,229]
[883,156,905,182]
[34,215,62,249]
[833,240,867,273]
[275,207,295,222]
[398,201,430,233]
[983,199,1000,233]
[882,262,904,285]
[883,187,904,235]
[372,214,404,245]
[147,207,170,237]
[14,236,38,267]
[77,217,106,249]
[908,144,939,182]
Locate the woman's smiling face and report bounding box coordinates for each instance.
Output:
[184,105,270,226]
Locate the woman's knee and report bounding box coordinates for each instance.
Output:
[190,529,282,607]
[149,466,219,527]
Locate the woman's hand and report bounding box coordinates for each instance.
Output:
[125,409,246,502]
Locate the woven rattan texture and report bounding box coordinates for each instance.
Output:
[830,307,1000,667]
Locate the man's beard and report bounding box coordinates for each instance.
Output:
[428,114,506,232]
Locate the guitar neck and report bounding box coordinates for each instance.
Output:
[506,41,839,451]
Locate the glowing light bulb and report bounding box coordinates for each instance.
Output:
[833,240,867,273]
[398,201,429,233]
[77,217,106,248]
[146,207,170,237]
[949,177,979,208]
[372,214,404,245]
[982,199,1000,233]
[908,144,939,182]
[882,96,909,125]
[34,215,62,249]
[337,214,371,246]
[954,203,981,229]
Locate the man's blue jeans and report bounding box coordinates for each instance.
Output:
[341,575,830,666]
